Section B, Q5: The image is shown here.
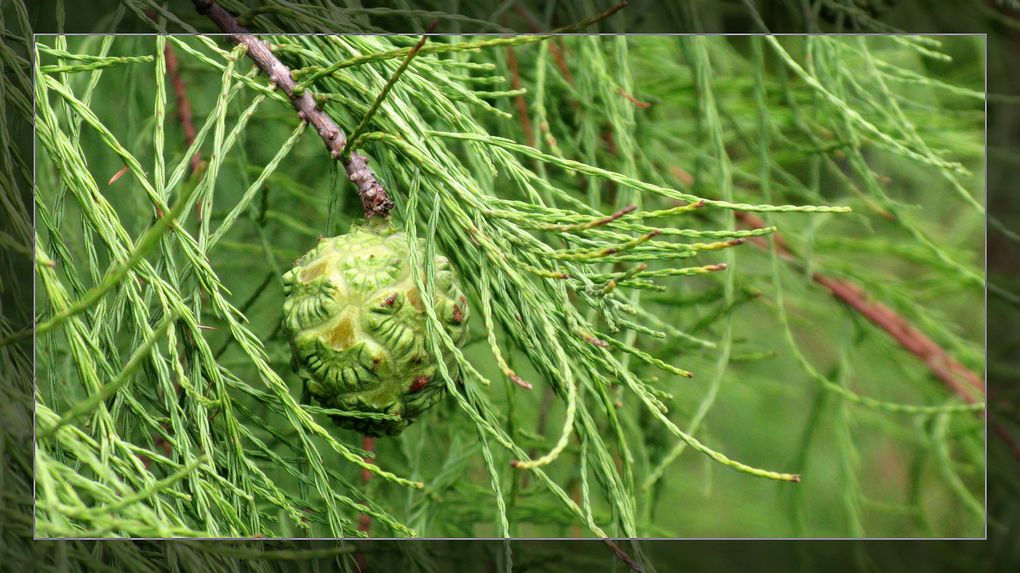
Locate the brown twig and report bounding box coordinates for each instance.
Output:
[668,166,694,187]
[504,37,534,147]
[108,165,130,185]
[140,25,196,455]
[992,422,1020,461]
[358,435,375,534]
[499,10,538,147]
[192,0,393,219]
[512,5,577,85]
[509,3,631,152]
[602,540,644,573]
[353,435,374,568]
[164,41,202,176]
[548,40,576,85]
[148,9,203,224]
[617,88,651,109]
[734,211,985,405]
[737,210,1020,461]
[348,434,375,573]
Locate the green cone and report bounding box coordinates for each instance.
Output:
[283,224,468,436]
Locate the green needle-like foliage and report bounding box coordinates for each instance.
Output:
[26,23,984,546]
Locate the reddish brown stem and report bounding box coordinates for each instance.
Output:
[548,40,576,85]
[164,41,202,176]
[358,436,375,534]
[992,422,1020,461]
[108,165,129,185]
[512,6,576,87]
[504,42,534,147]
[668,166,694,187]
[353,435,374,568]
[617,88,651,109]
[733,211,1020,460]
[734,211,984,404]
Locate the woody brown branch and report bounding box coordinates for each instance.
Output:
[192,0,393,219]
[734,211,985,405]
[358,435,374,534]
[739,213,1020,460]
[164,42,201,176]
[355,435,374,563]
[504,42,534,147]
[737,211,1020,460]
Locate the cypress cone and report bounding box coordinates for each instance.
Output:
[282,223,468,436]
